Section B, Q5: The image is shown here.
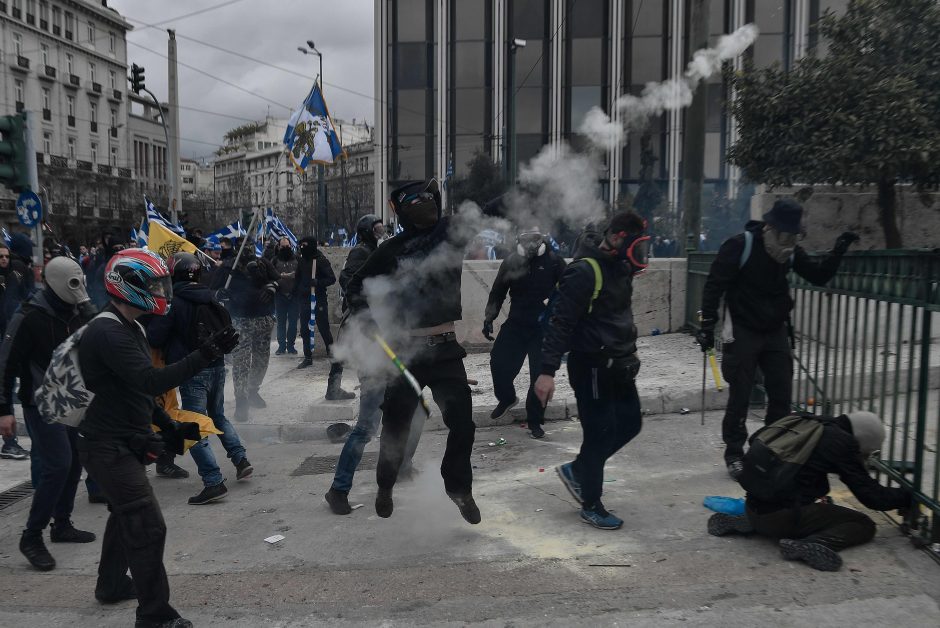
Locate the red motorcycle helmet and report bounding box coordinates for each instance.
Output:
[104,248,173,315]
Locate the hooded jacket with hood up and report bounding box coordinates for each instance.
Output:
[210,248,280,318]
[147,280,225,368]
[293,237,336,301]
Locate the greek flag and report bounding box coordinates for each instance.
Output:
[204,220,246,245]
[145,196,185,237]
[283,80,346,171]
[264,209,298,249]
[1,228,11,246]
[255,220,265,257]
[136,217,149,247]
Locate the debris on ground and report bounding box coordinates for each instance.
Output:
[264,535,285,544]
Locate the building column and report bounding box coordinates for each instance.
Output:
[374,0,389,220]
[493,0,506,164]
[436,0,449,208]
[549,0,564,155]
[792,0,810,61]
[607,0,624,207]
[727,0,746,200]
[666,0,685,213]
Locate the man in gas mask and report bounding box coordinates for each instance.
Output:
[345,179,480,524]
[698,198,858,479]
[0,257,98,571]
[483,227,566,438]
[534,211,649,530]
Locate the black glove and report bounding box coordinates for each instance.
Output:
[482,319,494,341]
[696,320,715,352]
[833,231,860,256]
[159,421,201,456]
[199,326,240,361]
[258,282,276,304]
[128,432,165,465]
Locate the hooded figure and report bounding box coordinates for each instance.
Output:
[271,238,300,355]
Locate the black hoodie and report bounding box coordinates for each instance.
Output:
[147,281,223,367]
[293,236,337,301]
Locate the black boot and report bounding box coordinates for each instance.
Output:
[50,519,96,543]
[325,488,352,515]
[20,530,55,571]
[325,364,355,401]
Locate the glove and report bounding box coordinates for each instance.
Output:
[258,282,276,304]
[696,321,715,353]
[159,421,201,456]
[833,231,860,256]
[214,288,231,303]
[199,326,240,361]
[482,319,494,341]
[128,432,165,465]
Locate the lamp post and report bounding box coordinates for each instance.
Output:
[297,41,326,239]
[507,38,526,185]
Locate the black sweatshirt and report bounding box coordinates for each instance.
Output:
[701,221,843,333]
[210,256,280,318]
[746,415,909,514]
[293,250,336,301]
[78,304,210,442]
[485,250,566,325]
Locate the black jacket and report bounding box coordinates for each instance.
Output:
[702,221,843,333]
[540,236,638,377]
[79,304,210,442]
[0,259,34,334]
[339,239,377,311]
[210,255,279,318]
[345,216,466,330]
[0,289,85,414]
[147,281,223,368]
[485,250,566,325]
[746,415,909,514]
[271,251,299,296]
[293,250,336,301]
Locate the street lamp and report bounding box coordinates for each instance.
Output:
[507,38,526,185]
[297,40,326,238]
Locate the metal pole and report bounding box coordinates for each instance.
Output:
[167,30,182,223]
[506,48,514,183]
[23,111,42,267]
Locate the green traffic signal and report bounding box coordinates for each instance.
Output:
[0,113,29,192]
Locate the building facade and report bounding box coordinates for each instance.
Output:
[322,135,376,237]
[128,91,168,203]
[374,0,849,223]
[0,0,134,242]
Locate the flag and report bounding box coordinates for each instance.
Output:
[2,228,12,246]
[145,195,185,237]
[148,221,199,260]
[136,217,149,247]
[204,219,246,245]
[264,208,298,249]
[283,81,346,171]
[255,220,265,257]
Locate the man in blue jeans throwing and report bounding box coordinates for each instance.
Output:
[148,252,253,505]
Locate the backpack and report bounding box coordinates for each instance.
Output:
[539,256,603,327]
[738,414,825,502]
[35,311,121,428]
[186,301,232,348]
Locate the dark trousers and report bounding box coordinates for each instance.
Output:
[22,406,82,531]
[490,319,545,426]
[721,324,793,463]
[274,293,298,350]
[568,352,643,507]
[746,503,877,552]
[300,295,335,359]
[377,341,475,495]
[78,437,179,625]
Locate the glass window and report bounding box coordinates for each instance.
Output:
[67,137,75,159]
[397,42,428,89]
[67,96,74,116]
[515,87,544,134]
[452,136,485,177]
[109,70,116,89]
[570,86,602,132]
[513,41,544,86]
[570,38,603,86]
[632,38,663,84]
[755,3,786,30]
[753,34,785,68]
[569,0,605,38]
[91,142,98,163]
[39,1,48,26]
[52,6,60,29]
[397,0,426,42]
[87,21,95,47]
[42,88,50,109]
[109,31,115,52]
[111,146,117,166]
[13,32,22,56]
[454,42,485,88]
[41,43,48,66]
[89,63,96,83]
[64,11,73,35]
[704,132,721,179]
[397,89,427,135]
[515,134,545,167]
[709,2,725,35]
[43,132,51,154]
[454,88,486,134]
[110,108,116,127]
[90,102,97,122]
[705,83,723,132]
[512,0,546,39]
[395,136,427,180]
[631,0,663,36]
[455,0,485,40]
[66,53,73,74]
[14,80,24,103]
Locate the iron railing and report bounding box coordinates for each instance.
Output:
[687,249,940,554]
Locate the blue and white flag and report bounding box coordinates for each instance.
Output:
[204,220,246,245]
[136,217,149,247]
[1,228,11,246]
[264,208,298,249]
[145,196,185,237]
[255,220,265,257]
[283,81,346,171]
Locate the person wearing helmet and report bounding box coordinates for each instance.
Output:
[0,257,98,572]
[147,253,254,506]
[76,248,238,628]
[483,227,566,439]
[344,179,481,524]
[708,412,914,572]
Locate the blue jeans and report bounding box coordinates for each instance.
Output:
[179,366,247,487]
[22,406,82,530]
[274,293,298,351]
[331,376,426,493]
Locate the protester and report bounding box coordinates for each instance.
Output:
[345,179,480,524]
[211,241,279,422]
[708,412,912,572]
[77,248,238,627]
[294,237,355,400]
[535,211,649,530]
[200,242,222,288]
[0,257,98,571]
[0,240,33,460]
[147,253,254,506]
[483,227,566,439]
[271,237,300,355]
[698,199,858,479]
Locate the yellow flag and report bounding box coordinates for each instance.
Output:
[148,221,198,260]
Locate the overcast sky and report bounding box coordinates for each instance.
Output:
[108,0,375,162]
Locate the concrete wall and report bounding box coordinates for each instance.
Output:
[751,185,940,251]
[314,248,687,353]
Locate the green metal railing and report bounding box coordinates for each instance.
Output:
[687,250,940,553]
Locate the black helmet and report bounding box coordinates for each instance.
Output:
[356,214,383,245]
[389,179,440,230]
[169,252,202,283]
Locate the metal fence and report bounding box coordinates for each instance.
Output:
[686,250,940,552]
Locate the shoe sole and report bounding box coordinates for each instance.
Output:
[490,398,519,421]
[579,514,623,530]
[1,453,29,460]
[707,513,755,536]
[447,494,482,524]
[529,431,545,439]
[325,496,352,515]
[188,493,227,506]
[555,465,583,505]
[779,539,842,571]
[236,466,254,481]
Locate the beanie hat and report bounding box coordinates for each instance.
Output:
[846,411,885,456]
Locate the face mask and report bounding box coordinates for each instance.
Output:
[608,232,650,275]
[764,227,796,264]
[516,232,546,259]
[44,257,91,305]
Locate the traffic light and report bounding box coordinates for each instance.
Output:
[130,64,146,94]
[0,113,30,192]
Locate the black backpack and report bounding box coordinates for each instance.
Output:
[186,301,232,349]
[738,415,825,502]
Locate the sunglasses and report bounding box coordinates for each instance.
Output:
[0,254,9,259]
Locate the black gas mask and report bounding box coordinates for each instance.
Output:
[607,230,650,275]
[516,231,546,259]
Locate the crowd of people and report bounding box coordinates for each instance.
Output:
[0,186,916,627]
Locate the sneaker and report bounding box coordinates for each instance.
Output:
[235,458,253,481]
[489,397,518,421]
[156,463,189,479]
[135,619,194,628]
[580,503,624,530]
[325,385,356,401]
[375,487,393,518]
[187,483,228,505]
[233,404,249,423]
[447,491,482,524]
[726,459,744,481]
[1,442,29,460]
[19,531,55,571]
[779,539,843,571]
[707,513,755,536]
[249,392,267,408]
[555,462,583,505]
[50,520,96,543]
[325,488,352,515]
[95,576,136,604]
[275,348,285,356]
[297,358,313,369]
[287,347,298,355]
[529,425,545,439]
